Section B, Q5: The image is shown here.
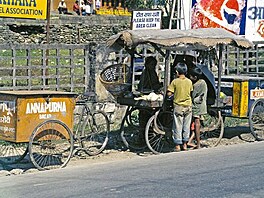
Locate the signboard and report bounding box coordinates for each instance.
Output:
[0,0,47,20]
[131,10,162,30]
[245,0,264,41]
[250,88,264,100]
[191,0,247,35]
[190,0,264,42]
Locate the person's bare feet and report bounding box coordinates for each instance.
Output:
[182,143,188,151]
[174,145,181,152]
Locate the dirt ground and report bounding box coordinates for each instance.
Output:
[0,122,257,176]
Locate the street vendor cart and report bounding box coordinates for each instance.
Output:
[0,90,76,169]
[0,90,111,170]
[220,75,264,140]
[101,28,254,154]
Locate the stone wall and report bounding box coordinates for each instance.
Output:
[0,14,131,44]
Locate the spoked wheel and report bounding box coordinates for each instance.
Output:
[200,109,224,147]
[29,120,74,170]
[78,110,110,156]
[145,110,174,154]
[120,107,153,151]
[0,141,28,165]
[249,98,264,141]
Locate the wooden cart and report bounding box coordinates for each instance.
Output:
[220,75,264,141]
[103,28,254,154]
[0,90,76,170]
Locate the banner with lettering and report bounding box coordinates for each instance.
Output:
[245,0,264,42]
[191,0,247,35]
[0,0,47,20]
[191,0,264,42]
[131,10,162,30]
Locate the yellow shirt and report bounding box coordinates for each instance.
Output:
[167,77,193,107]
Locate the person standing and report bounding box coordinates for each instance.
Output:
[137,56,162,146]
[188,67,208,149]
[138,56,162,93]
[167,62,193,152]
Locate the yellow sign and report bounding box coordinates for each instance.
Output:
[232,81,249,118]
[0,0,47,20]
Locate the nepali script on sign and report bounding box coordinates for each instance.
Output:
[131,10,162,30]
[0,0,47,20]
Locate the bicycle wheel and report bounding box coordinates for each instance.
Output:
[120,107,152,151]
[200,109,224,147]
[29,120,74,170]
[0,141,28,165]
[145,110,174,154]
[80,110,110,156]
[249,98,264,141]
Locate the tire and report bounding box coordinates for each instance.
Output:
[249,98,264,141]
[78,110,110,156]
[0,141,28,165]
[145,110,174,154]
[120,107,151,151]
[200,109,224,147]
[29,120,74,170]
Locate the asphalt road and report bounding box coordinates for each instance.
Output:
[0,142,264,198]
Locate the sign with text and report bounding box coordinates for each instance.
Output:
[131,10,162,30]
[0,0,47,20]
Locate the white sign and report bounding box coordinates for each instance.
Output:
[245,0,264,42]
[250,88,264,100]
[131,10,162,30]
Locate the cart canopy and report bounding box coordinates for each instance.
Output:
[107,28,253,51]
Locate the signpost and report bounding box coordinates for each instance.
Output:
[131,10,162,30]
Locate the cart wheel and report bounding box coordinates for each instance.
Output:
[145,110,174,154]
[249,98,264,141]
[29,120,74,170]
[0,141,28,165]
[78,110,110,156]
[120,107,151,151]
[200,109,224,147]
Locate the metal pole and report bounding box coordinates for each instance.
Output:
[217,44,223,107]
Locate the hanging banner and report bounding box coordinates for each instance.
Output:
[131,10,162,30]
[0,0,47,20]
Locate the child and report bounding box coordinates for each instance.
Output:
[167,62,193,151]
[188,67,208,149]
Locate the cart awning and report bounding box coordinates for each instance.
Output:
[106,28,253,51]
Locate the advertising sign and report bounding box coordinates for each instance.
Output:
[191,0,247,35]
[191,0,264,42]
[131,10,162,30]
[245,0,264,41]
[0,0,47,20]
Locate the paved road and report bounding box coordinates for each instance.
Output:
[0,142,263,198]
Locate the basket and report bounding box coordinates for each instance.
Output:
[99,64,131,97]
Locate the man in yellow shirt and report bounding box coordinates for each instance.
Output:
[167,62,193,151]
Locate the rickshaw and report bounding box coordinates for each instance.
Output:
[101,28,255,154]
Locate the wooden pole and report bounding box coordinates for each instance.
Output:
[45,0,51,88]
